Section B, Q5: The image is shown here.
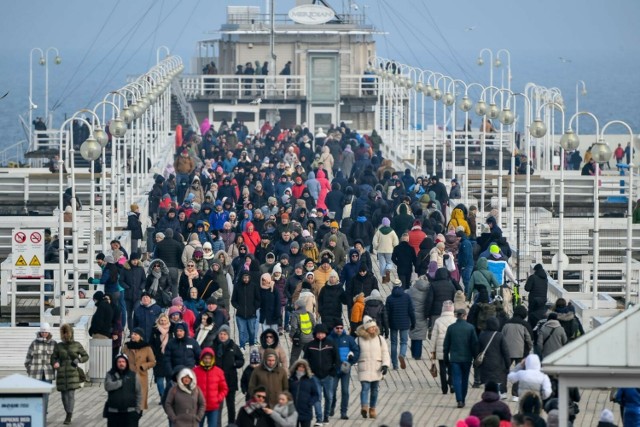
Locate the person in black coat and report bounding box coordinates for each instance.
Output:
[392,233,417,289]
[318,271,347,329]
[325,183,345,221]
[424,268,460,327]
[231,272,262,348]
[525,264,549,329]
[289,359,319,425]
[212,325,244,425]
[163,323,201,378]
[126,204,143,255]
[349,212,375,249]
[89,291,113,338]
[346,263,379,312]
[122,253,146,328]
[385,281,416,370]
[149,313,171,398]
[476,317,511,394]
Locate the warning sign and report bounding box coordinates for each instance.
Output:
[11,229,45,278]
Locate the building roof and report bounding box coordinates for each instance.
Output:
[542,304,640,375]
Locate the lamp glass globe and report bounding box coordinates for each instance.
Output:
[591,141,612,163]
[529,119,547,138]
[93,128,109,148]
[475,100,487,116]
[560,130,580,151]
[80,136,102,161]
[433,88,442,101]
[488,103,500,119]
[499,108,514,125]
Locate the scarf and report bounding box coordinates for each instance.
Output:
[243,399,267,414]
[150,269,162,294]
[177,379,193,394]
[196,325,213,346]
[157,324,170,353]
[184,268,199,280]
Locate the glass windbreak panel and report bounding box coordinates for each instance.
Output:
[309,55,338,102]
[314,112,333,129]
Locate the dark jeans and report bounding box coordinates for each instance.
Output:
[313,376,334,421]
[438,359,452,394]
[450,361,471,404]
[398,274,412,289]
[218,391,236,425]
[107,412,139,427]
[331,370,350,417]
[410,339,423,359]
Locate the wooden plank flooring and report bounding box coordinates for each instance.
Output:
[8,261,624,426]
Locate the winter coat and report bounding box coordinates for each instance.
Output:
[127,212,143,239]
[164,335,201,373]
[145,260,173,305]
[536,319,567,359]
[391,204,414,236]
[349,219,374,248]
[372,225,399,254]
[259,285,281,325]
[232,279,261,319]
[346,272,379,304]
[501,306,534,359]
[469,391,512,421]
[392,241,417,276]
[385,286,416,331]
[302,335,340,379]
[477,317,511,387]
[25,333,56,381]
[443,318,478,364]
[432,311,456,360]
[407,279,430,340]
[507,354,552,399]
[355,325,391,382]
[424,268,459,317]
[305,172,321,201]
[193,348,229,411]
[269,401,298,427]
[150,326,170,378]
[123,263,146,303]
[249,348,289,407]
[408,228,427,255]
[133,302,163,346]
[467,257,500,300]
[123,340,157,409]
[104,365,141,415]
[447,207,471,237]
[288,360,319,422]
[615,388,640,427]
[525,268,548,313]
[89,299,114,337]
[363,292,389,336]
[259,329,289,371]
[213,337,244,392]
[50,324,89,392]
[154,237,185,269]
[318,283,346,328]
[164,369,206,427]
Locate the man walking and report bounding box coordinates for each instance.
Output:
[303,324,340,425]
[328,321,360,420]
[443,308,478,408]
[385,279,415,370]
[231,271,261,349]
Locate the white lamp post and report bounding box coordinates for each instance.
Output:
[44,47,61,128]
[156,46,170,65]
[568,112,604,308]
[495,49,512,93]
[575,80,587,138]
[476,85,500,219]
[600,120,635,307]
[29,48,45,148]
[477,48,494,98]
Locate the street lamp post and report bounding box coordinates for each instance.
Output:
[568,112,604,309]
[29,48,45,148]
[575,80,587,138]
[495,49,512,93]
[600,120,635,306]
[44,47,62,128]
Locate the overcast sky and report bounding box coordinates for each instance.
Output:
[2,0,639,130]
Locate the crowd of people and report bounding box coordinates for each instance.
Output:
[25,119,636,426]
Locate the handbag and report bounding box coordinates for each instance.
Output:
[427,351,438,378]
[77,366,87,385]
[474,332,497,368]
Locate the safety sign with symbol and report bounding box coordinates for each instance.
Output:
[11,229,45,278]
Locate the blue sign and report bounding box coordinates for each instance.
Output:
[0,416,31,427]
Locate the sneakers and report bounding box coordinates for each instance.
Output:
[511,396,519,402]
[313,422,323,426]
[399,355,406,370]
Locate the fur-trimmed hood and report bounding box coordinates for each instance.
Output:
[289,358,313,377]
[355,323,380,339]
[147,258,170,275]
[60,323,74,343]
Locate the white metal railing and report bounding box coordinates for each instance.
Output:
[0,140,28,166]
[179,74,379,101]
[171,79,199,132]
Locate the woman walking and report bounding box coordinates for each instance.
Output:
[150,313,171,399]
[51,323,89,425]
[355,316,391,419]
[24,322,56,415]
[122,327,157,410]
[164,368,206,427]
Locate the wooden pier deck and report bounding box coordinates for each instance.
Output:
[9,264,624,426]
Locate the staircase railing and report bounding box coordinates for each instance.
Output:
[0,140,27,166]
[171,79,199,132]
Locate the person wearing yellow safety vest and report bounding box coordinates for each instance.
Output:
[289,298,316,362]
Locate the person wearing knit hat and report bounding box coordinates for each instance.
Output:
[381,217,391,227]
[485,243,515,285]
[598,408,616,426]
[399,411,413,427]
[122,324,155,410]
[372,215,399,284]
[330,220,339,229]
[25,320,56,417]
[430,299,457,394]
[468,381,512,421]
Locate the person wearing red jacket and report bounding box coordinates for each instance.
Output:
[291,176,307,200]
[242,222,261,254]
[408,219,426,255]
[171,297,197,337]
[193,347,229,426]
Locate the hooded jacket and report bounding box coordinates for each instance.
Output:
[477,317,511,386]
[164,368,206,426]
[385,286,416,331]
[288,360,319,422]
[193,347,229,411]
[507,354,552,399]
[232,273,261,319]
[346,270,379,304]
[305,172,320,201]
[318,279,347,328]
[467,258,500,300]
[163,328,202,373]
[392,240,417,276]
[51,324,89,392]
[248,348,289,408]
[355,323,391,382]
[391,204,414,236]
[302,326,340,379]
[407,278,430,340]
[431,310,456,360]
[105,354,142,414]
[536,318,568,358]
[525,267,549,312]
[447,207,471,237]
[372,223,399,254]
[212,334,244,392]
[469,389,512,421]
[242,222,261,254]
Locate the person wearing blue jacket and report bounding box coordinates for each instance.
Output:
[456,229,475,289]
[289,359,319,426]
[385,280,416,370]
[163,323,201,380]
[209,201,229,231]
[329,321,360,420]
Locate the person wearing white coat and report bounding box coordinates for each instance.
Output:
[355,316,391,420]
[431,301,456,395]
[372,218,399,283]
